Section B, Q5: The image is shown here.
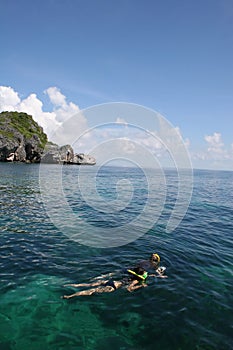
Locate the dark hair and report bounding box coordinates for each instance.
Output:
[133,267,145,276]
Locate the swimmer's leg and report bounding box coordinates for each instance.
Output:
[63,285,117,299]
[63,288,97,298]
[64,283,92,288]
[64,280,109,288]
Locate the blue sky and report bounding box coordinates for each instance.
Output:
[0,0,232,170]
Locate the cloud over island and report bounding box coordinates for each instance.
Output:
[0,86,86,137]
[0,85,232,170]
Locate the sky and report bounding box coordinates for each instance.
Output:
[0,0,232,170]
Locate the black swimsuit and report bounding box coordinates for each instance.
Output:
[105,279,117,290]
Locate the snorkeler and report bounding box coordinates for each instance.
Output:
[137,253,168,278]
[62,267,149,299]
[138,252,161,270]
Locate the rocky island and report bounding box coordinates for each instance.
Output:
[0,111,96,165]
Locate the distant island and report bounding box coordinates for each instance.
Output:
[0,111,96,165]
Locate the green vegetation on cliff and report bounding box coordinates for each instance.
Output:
[0,111,95,164]
[0,111,48,148]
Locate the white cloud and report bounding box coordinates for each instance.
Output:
[191,132,233,170]
[205,132,223,150]
[0,86,20,110]
[17,93,58,137]
[115,117,128,124]
[45,87,66,107]
[0,85,88,144]
[1,88,232,170]
[51,110,89,147]
[44,87,80,124]
[73,123,171,165]
[121,138,136,154]
[204,132,228,159]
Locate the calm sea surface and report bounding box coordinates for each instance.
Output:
[0,163,232,350]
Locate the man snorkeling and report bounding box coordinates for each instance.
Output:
[138,252,161,270]
[62,267,149,299]
[148,253,168,278]
[62,253,167,299]
[137,252,167,277]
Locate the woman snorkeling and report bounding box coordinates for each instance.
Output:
[62,253,167,299]
[62,267,149,299]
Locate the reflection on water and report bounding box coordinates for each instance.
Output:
[0,163,232,349]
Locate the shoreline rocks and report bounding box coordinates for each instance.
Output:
[42,144,96,165]
[0,111,96,166]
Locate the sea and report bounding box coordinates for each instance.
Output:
[0,163,232,350]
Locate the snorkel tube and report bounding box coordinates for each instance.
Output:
[127,269,148,281]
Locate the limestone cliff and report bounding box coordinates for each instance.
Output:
[0,111,96,165]
[0,111,47,162]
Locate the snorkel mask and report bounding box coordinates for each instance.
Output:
[156,266,166,274]
[152,253,160,262]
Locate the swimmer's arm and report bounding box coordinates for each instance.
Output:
[127,280,147,292]
[149,273,168,278]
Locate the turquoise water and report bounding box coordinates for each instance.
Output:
[0,163,232,349]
